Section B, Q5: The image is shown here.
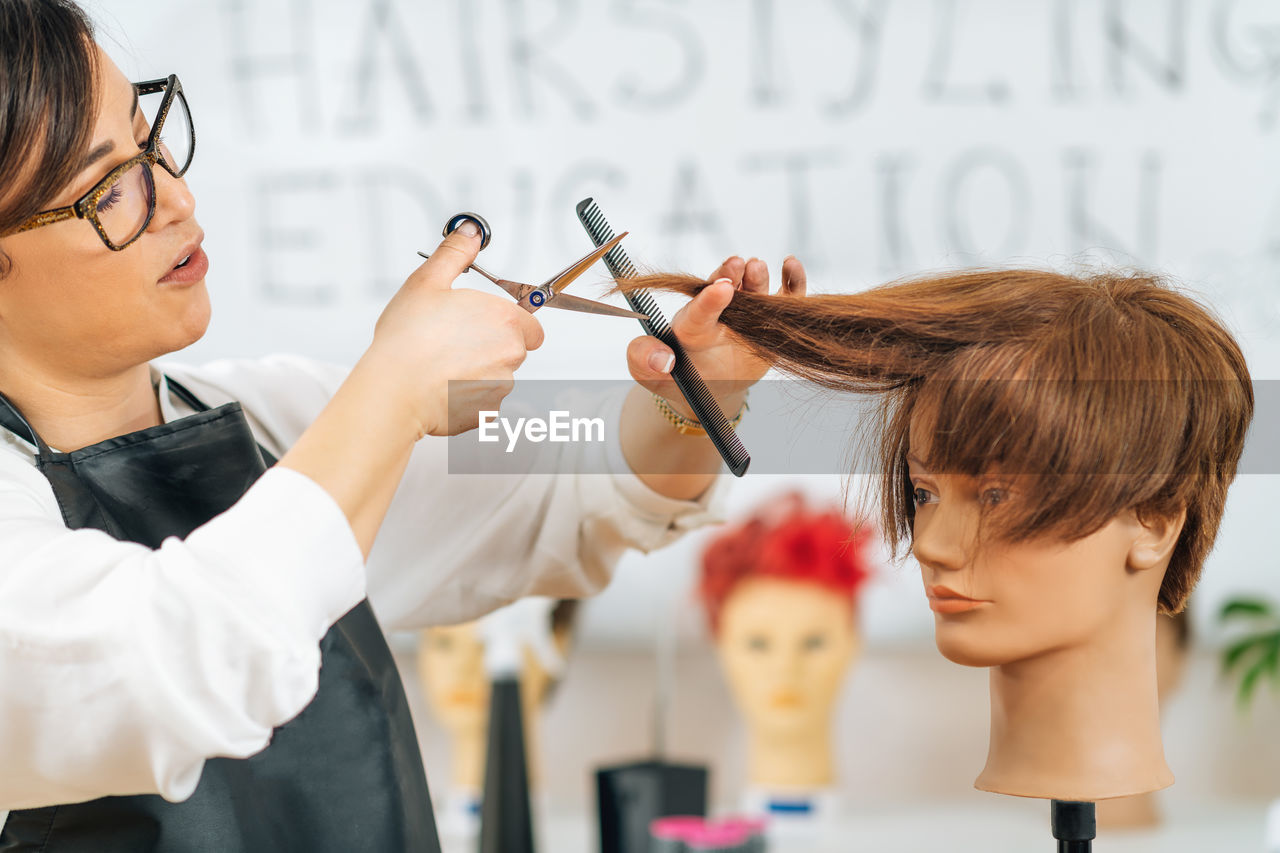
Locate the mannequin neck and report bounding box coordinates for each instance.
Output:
[1095,790,1161,829]
[450,725,486,792]
[746,718,835,789]
[977,609,1171,800]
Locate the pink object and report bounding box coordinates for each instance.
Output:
[649,815,708,840]
[686,823,753,850]
[649,814,766,850]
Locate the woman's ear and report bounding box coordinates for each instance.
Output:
[1128,507,1187,571]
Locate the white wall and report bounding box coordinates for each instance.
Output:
[85,0,1280,647]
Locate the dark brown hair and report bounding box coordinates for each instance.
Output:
[622,269,1254,614]
[0,0,98,275]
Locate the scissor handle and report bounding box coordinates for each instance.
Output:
[442,212,492,250]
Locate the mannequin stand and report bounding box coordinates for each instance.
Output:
[1051,800,1095,852]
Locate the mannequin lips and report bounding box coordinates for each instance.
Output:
[445,688,484,706]
[926,584,991,614]
[769,690,804,708]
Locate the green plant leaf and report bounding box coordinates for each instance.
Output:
[1236,638,1280,709]
[1220,598,1275,622]
[1223,635,1265,673]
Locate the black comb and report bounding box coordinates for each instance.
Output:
[576,198,750,477]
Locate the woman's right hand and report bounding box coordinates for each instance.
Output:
[365,220,545,438]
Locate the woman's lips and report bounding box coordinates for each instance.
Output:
[158,246,209,286]
[926,584,991,614]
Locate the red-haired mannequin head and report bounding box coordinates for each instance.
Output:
[700,493,873,635]
[699,493,874,790]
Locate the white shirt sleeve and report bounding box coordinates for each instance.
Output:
[161,355,728,630]
[0,448,365,809]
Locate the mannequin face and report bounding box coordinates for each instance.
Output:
[420,623,489,737]
[715,577,858,737]
[907,448,1179,667]
[419,621,566,738]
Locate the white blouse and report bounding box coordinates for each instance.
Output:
[0,354,724,812]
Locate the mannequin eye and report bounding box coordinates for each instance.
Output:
[801,633,826,652]
[911,486,935,507]
[746,634,770,653]
[980,487,1009,506]
[432,635,453,651]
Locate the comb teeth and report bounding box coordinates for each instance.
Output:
[575,200,672,338]
[576,198,750,477]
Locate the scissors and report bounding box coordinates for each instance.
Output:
[417,212,648,319]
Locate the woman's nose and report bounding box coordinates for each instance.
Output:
[148,166,196,229]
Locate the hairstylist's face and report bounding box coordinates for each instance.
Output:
[715,577,857,737]
[0,47,208,379]
[906,424,1172,668]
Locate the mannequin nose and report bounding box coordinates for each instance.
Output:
[911,500,974,572]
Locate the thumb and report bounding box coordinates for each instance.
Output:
[405,218,483,291]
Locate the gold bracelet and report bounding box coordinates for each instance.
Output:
[651,392,748,436]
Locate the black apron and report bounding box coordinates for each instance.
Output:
[0,379,440,853]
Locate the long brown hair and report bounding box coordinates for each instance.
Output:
[622,269,1254,614]
[0,0,98,276]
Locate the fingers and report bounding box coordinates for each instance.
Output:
[682,278,736,332]
[625,335,680,398]
[709,255,805,296]
[742,257,769,294]
[781,255,807,296]
[516,310,545,352]
[708,256,746,288]
[404,219,483,291]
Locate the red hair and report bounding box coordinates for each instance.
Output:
[699,494,874,634]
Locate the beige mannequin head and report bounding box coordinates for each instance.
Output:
[906,438,1186,670]
[619,267,1252,799]
[701,494,873,788]
[716,577,858,739]
[418,601,577,789]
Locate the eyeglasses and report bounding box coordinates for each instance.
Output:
[1,74,194,251]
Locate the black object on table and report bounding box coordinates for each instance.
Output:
[596,760,709,853]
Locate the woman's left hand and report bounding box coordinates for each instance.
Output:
[625,255,807,419]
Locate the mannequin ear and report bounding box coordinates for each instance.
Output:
[1127,507,1187,571]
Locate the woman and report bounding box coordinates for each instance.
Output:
[0,1,802,849]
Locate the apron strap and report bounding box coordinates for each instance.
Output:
[164,376,279,468]
[0,391,47,451]
[164,377,214,413]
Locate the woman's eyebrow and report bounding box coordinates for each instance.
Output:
[76,87,140,174]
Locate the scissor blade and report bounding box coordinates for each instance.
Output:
[545,231,629,295]
[547,292,649,319]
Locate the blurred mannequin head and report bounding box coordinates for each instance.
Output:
[700,494,873,786]
[418,601,578,789]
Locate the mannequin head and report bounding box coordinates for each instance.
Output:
[418,600,578,787]
[701,495,873,740]
[624,267,1248,797]
[627,269,1252,636]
